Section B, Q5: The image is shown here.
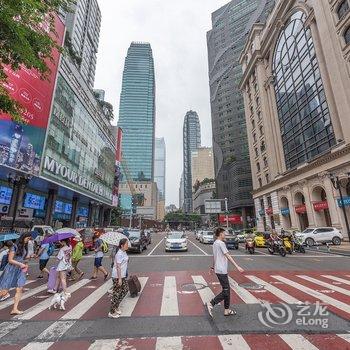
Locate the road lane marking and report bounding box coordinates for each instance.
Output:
[246,275,300,304]
[297,275,350,296]
[89,339,118,349]
[148,238,164,256]
[35,320,76,342]
[218,334,251,350]
[120,277,148,317]
[21,342,54,350]
[272,275,350,314]
[337,334,350,343]
[0,321,22,339]
[188,240,209,256]
[16,279,90,320]
[228,276,259,304]
[160,276,179,316]
[279,334,318,350]
[123,254,349,258]
[192,275,214,305]
[156,336,182,349]
[0,284,48,311]
[322,275,350,285]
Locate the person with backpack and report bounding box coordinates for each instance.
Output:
[36,241,54,279]
[90,236,109,280]
[0,233,31,314]
[69,236,84,281]
[0,241,13,301]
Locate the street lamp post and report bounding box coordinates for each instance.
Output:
[7,173,31,231]
[224,197,229,230]
[330,173,350,241]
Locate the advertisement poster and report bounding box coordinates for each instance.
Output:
[112,128,123,206]
[0,15,65,176]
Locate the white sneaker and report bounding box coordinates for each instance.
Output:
[108,312,120,319]
[116,309,122,315]
[0,294,10,302]
[47,289,56,294]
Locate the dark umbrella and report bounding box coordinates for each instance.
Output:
[42,232,75,244]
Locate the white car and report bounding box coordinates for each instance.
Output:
[165,231,188,252]
[296,227,343,246]
[31,225,55,245]
[200,231,214,244]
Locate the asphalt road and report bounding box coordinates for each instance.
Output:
[0,231,350,349]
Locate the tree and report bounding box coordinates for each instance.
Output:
[0,0,74,122]
[110,207,123,226]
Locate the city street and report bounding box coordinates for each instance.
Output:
[0,231,350,349]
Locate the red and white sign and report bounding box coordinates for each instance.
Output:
[313,201,329,211]
[295,204,307,214]
[1,15,65,127]
[265,207,273,215]
[219,214,242,224]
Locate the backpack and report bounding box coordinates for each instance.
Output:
[0,253,8,271]
[101,241,109,254]
[47,243,55,257]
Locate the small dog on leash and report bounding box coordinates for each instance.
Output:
[48,292,71,311]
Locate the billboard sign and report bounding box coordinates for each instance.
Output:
[205,199,222,214]
[0,15,65,176]
[218,214,242,224]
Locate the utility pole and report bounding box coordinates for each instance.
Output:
[224,197,229,230]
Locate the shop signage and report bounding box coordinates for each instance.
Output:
[313,201,329,211]
[0,15,65,176]
[265,207,273,215]
[337,197,350,208]
[44,155,112,201]
[218,214,242,224]
[295,204,307,214]
[280,207,290,216]
[258,209,265,216]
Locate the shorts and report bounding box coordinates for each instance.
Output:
[94,257,103,268]
[39,259,49,271]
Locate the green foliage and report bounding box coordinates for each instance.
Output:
[164,211,201,225]
[0,0,75,122]
[110,207,123,226]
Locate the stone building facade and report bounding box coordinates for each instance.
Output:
[239,0,350,238]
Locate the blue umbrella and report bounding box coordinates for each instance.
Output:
[0,233,20,242]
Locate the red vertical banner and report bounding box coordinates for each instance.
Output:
[112,128,123,206]
[0,15,65,175]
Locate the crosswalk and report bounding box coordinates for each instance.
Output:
[0,271,350,349]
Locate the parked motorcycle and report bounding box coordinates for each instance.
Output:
[267,237,286,257]
[245,238,255,254]
[282,235,293,254]
[292,235,306,253]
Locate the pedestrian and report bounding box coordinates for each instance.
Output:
[48,239,72,294]
[207,227,237,317]
[26,236,35,259]
[90,236,109,280]
[0,232,31,315]
[0,241,14,299]
[36,241,51,279]
[108,238,129,319]
[69,237,84,281]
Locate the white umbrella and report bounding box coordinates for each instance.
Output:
[100,231,129,246]
[56,228,81,238]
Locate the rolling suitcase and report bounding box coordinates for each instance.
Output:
[127,275,141,297]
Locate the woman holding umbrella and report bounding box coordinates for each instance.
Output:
[0,232,31,315]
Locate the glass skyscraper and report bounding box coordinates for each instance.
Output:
[154,137,166,201]
[118,42,156,181]
[183,111,201,213]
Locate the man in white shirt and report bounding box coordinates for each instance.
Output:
[207,227,237,317]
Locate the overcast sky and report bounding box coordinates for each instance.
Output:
[94,0,229,206]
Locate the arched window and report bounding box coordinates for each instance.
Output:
[345,26,350,44]
[258,178,262,187]
[257,162,261,172]
[273,11,335,170]
[338,0,349,20]
[265,173,270,184]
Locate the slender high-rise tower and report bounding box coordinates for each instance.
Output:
[154,137,166,202]
[183,111,201,213]
[118,42,156,182]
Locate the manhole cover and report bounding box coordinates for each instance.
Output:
[181,283,207,292]
[238,282,265,290]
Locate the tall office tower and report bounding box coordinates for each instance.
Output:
[183,111,201,213]
[65,0,101,89]
[118,42,156,181]
[207,0,275,223]
[179,172,184,210]
[154,137,166,201]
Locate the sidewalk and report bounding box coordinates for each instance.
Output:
[308,241,350,256]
